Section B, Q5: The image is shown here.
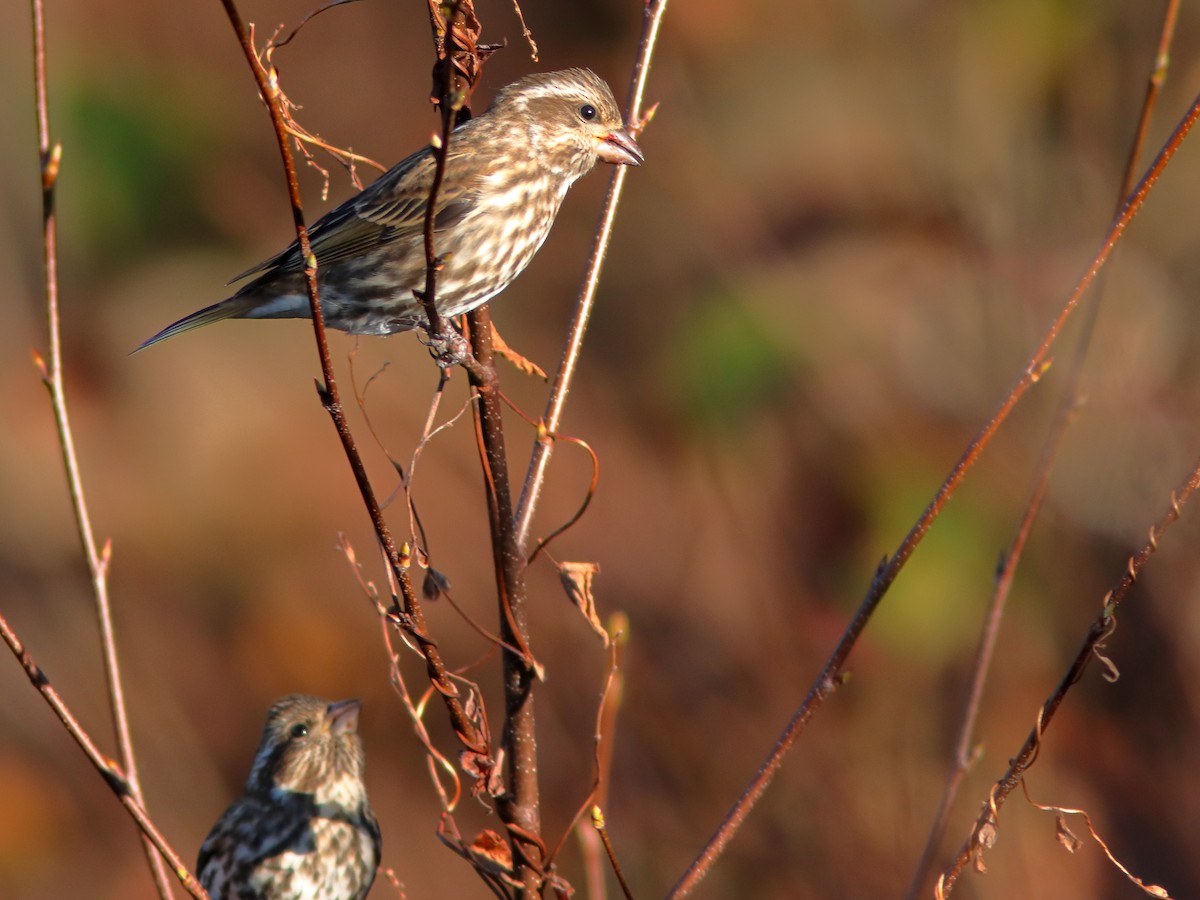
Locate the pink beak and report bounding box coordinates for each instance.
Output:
[597,128,644,166]
[327,698,362,736]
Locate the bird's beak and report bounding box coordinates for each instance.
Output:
[327,699,363,736]
[597,128,644,166]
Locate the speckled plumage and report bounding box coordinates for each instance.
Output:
[197,696,380,900]
[140,68,642,349]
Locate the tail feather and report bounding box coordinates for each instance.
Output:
[135,295,266,352]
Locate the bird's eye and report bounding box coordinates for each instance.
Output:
[290,723,309,739]
[579,104,597,121]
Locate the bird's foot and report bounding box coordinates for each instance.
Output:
[421,323,472,369]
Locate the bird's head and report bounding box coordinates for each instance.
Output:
[245,695,368,805]
[489,68,644,181]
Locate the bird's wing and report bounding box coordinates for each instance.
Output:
[230,143,481,281]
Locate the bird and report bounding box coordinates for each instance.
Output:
[196,695,381,900]
[139,68,643,350]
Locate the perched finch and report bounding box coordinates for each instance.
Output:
[139,68,642,349]
[197,695,381,900]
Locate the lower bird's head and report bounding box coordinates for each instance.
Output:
[246,695,369,805]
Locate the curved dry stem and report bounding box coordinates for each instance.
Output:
[937,455,1200,896]
[906,7,1181,894]
[548,615,627,881]
[669,79,1200,900]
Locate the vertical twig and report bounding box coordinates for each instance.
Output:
[668,82,1200,899]
[591,807,634,900]
[466,306,544,896]
[464,2,668,888]
[422,1,546,887]
[28,1,172,895]
[513,0,668,552]
[419,0,484,341]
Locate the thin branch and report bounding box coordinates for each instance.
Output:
[418,0,489,357]
[936,455,1200,896]
[902,7,1176,897]
[549,613,627,890]
[513,0,668,551]
[0,611,208,899]
[904,433,1063,900]
[1119,0,1180,203]
[592,807,635,900]
[28,0,172,893]
[668,83,1200,899]
[905,6,1180,894]
[216,0,490,762]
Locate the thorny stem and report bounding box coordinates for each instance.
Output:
[905,6,1180,894]
[217,0,488,757]
[513,0,668,552]
[0,612,209,899]
[29,0,172,895]
[669,77,1200,900]
[937,455,1200,895]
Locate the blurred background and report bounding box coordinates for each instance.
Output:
[4,0,1200,897]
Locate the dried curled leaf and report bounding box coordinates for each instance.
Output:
[559,561,608,645]
[460,748,503,798]
[491,322,547,379]
[423,566,451,601]
[1055,814,1082,853]
[467,828,514,879]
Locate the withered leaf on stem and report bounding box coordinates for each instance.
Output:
[558,561,608,645]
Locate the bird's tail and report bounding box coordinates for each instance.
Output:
[134,295,265,352]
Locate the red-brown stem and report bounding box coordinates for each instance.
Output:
[669,83,1200,900]
[416,72,454,338]
[0,611,208,898]
[904,429,1064,900]
[937,456,1200,895]
[216,0,487,757]
[29,0,172,894]
[513,0,668,552]
[465,306,545,895]
[593,808,635,900]
[550,620,627,885]
[1120,0,1180,203]
[905,7,1180,894]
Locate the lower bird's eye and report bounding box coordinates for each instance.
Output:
[290,723,309,739]
[579,104,597,121]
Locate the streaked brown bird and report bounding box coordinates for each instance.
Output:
[140,68,642,349]
[197,695,381,900]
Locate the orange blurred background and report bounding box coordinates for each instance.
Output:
[3,1,1200,897]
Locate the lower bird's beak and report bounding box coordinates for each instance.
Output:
[597,128,644,166]
[327,699,363,736]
